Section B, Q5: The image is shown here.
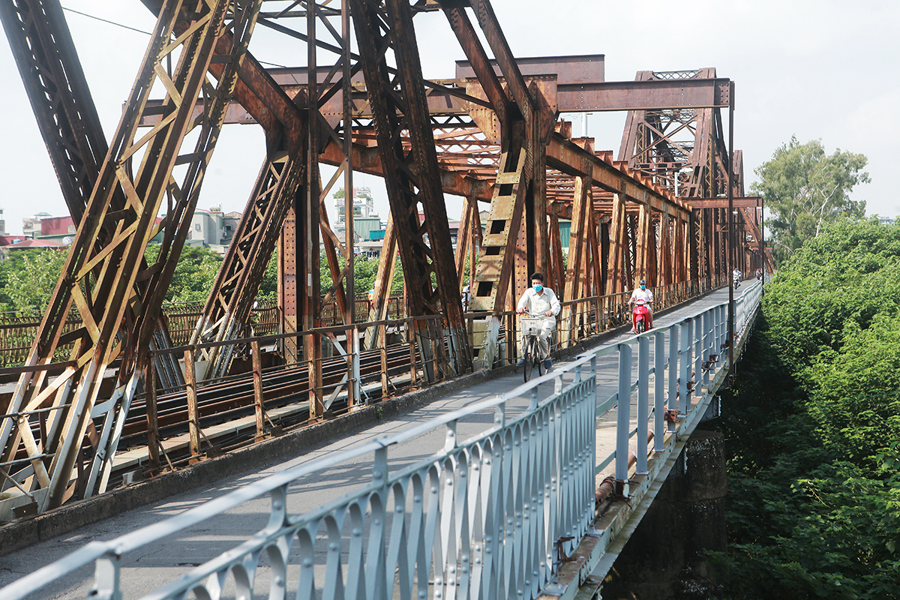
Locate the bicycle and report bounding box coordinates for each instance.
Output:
[520,317,545,382]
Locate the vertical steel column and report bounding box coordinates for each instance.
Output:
[351,0,471,379]
[654,331,666,452]
[636,204,651,282]
[304,1,323,419]
[615,343,632,493]
[636,336,649,475]
[341,0,360,406]
[606,193,626,295]
[562,173,590,347]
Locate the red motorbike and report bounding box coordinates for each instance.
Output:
[632,301,651,334]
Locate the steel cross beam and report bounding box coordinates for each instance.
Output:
[0,0,261,510]
[350,0,471,379]
[182,74,731,122]
[685,196,763,209]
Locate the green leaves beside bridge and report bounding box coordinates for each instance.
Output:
[714,217,900,600]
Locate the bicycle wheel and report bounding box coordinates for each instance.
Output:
[535,337,545,377]
[523,336,534,382]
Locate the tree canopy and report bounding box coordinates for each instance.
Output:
[0,249,68,311]
[0,245,395,314]
[751,137,869,263]
[713,217,900,599]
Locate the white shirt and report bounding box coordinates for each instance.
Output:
[517,287,561,317]
[630,288,654,305]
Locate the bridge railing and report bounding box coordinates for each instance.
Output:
[0,281,764,600]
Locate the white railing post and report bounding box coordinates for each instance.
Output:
[693,316,703,400]
[615,343,632,493]
[679,321,691,416]
[636,337,650,475]
[90,553,121,600]
[668,323,679,414]
[654,331,666,452]
[701,311,711,389]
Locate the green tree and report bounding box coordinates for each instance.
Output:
[155,245,223,303]
[0,249,68,311]
[751,137,869,262]
[711,218,900,599]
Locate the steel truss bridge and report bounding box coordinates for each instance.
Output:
[1,0,771,541]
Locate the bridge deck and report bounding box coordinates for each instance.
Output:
[0,285,750,598]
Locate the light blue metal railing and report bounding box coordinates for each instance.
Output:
[0,282,763,600]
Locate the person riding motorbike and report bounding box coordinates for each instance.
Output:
[628,279,654,333]
[516,272,560,370]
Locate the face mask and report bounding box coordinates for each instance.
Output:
[534,284,543,293]
[640,285,646,290]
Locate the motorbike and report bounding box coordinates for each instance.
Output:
[632,301,651,334]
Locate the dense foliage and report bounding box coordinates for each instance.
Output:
[713,218,900,599]
[0,249,68,311]
[0,246,399,313]
[751,137,869,263]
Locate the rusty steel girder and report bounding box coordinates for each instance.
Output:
[0,0,103,223]
[350,0,471,379]
[0,0,262,510]
[0,0,185,391]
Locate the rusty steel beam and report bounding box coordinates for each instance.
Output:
[547,135,692,220]
[196,147,307,376]
[455,54,605,85]
[351,0,471,379]
[0,0,104,223]
[159,73,731,124]
[557,77,732,112]
[685,197,762,209]
[0,0,260,511]
[318,136,494,202]
[0,0,185,392]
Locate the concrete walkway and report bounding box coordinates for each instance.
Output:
[0,284,749,599]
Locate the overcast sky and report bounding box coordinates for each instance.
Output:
[1,0,897,236]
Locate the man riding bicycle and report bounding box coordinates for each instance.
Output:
[516,272,560,370]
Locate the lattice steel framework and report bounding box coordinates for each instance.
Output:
[0,0,754,515]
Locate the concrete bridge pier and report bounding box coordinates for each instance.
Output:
[602,430,727,600]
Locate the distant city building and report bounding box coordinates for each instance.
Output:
[0,208,5,236]
[879,216,895,225]
[33,216,77,244]
[186,207,224,249]
[334,187,382,245]
[22,212,52,238]
[222,211,242,245]
[0,236,64,259]
[184,205,243,253]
